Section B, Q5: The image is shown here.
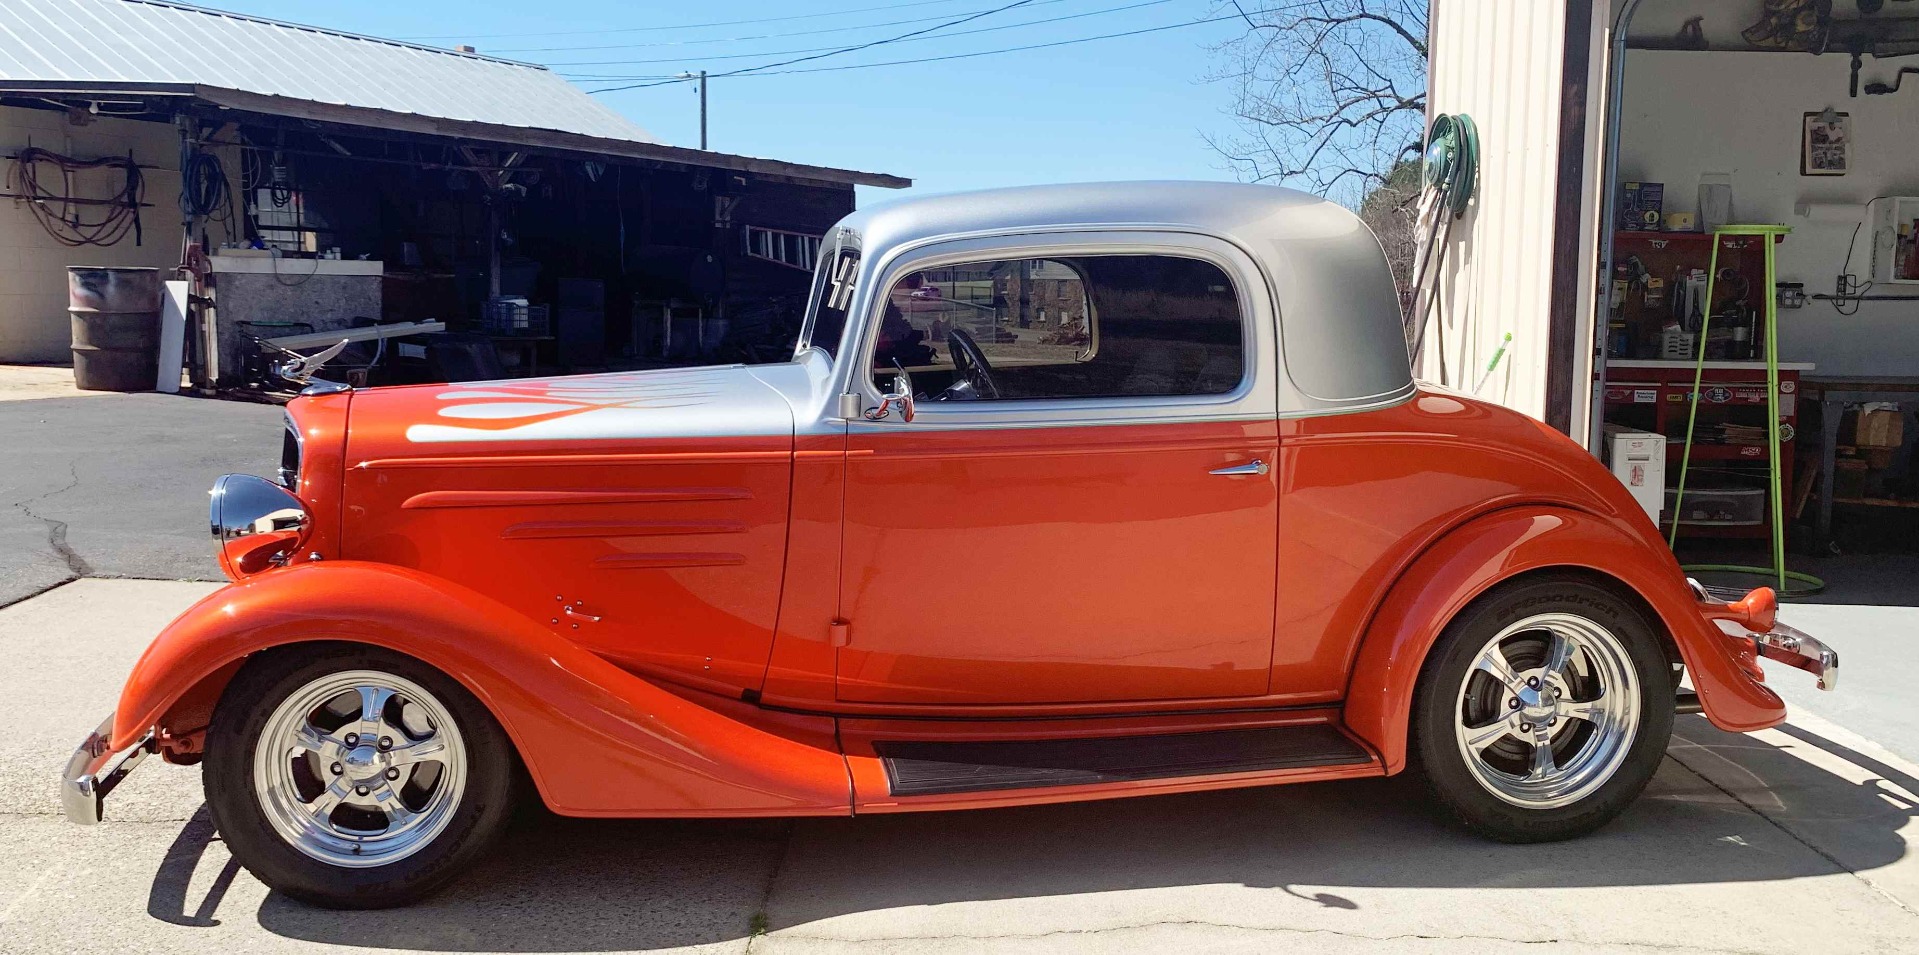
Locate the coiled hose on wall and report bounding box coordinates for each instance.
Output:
[178,145,231,223]
[1406,114,1479,378]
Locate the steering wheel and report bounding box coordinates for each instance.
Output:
[945,327,1001,399]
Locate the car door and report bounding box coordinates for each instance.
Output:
[834,234,1281,705]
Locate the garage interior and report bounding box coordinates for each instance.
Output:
[1598,0,1919,594]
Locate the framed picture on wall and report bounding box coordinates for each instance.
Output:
[1802,111,1850,176]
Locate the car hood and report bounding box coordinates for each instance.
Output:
[343,364,801,459]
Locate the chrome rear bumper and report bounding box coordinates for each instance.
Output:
[1690,581,1838,693]
[61,716,152,825]
[1753,621,1839,692]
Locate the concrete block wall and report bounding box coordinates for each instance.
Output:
[0,105,236,364]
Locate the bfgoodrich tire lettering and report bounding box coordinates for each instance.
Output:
[1411,574,1674,842]
[204,644,518,908]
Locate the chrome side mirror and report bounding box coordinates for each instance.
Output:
[210,473,309,579]
[864,360,916,422]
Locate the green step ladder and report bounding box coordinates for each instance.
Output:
[1668,223,1822,597]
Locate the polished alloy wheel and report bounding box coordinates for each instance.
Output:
[1452,612,1642,809]
[251,669,467,868]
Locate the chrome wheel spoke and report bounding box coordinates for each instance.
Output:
[1460,719,1515,753]
[1472,644,1526,694]
[307,777,352,821]
[1563,693,1607,725]
[1541,630,1576,678]
[368,782,416,829]
[291,723,333,755]
[386,734,448,767]
[1528,740,1558,781]
[354,685,398,738]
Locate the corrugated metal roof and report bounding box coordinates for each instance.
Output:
[0,0,657,144]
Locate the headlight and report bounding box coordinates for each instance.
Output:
[209,474,308,579]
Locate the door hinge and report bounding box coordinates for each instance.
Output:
[828,619,850,647]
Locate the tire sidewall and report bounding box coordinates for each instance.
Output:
[1412,575,1676,842]
[204,643,517,908]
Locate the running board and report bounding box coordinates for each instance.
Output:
[874,724,1372,797]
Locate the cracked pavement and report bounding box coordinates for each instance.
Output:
[0,392,281,607]
[3,579,1918,954]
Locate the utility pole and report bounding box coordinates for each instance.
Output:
[681,71,708,149]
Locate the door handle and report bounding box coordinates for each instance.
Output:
[1209,459,1270,477]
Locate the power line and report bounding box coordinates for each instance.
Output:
[586,6,1281,92]
[398,0,978,41]
[494,0,1081,54]
[594,0,1046,90]
[544,0,1175,69]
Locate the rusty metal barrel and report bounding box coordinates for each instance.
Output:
[68,266,163,392]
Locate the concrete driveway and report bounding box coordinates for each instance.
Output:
[4,579,1917,954]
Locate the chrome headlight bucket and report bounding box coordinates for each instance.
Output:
[210,474,309,580]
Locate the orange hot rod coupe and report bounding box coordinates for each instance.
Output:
[63,183,1836,908]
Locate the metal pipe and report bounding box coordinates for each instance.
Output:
[1588,0,1649,455]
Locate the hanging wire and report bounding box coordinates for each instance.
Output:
[6,147,145,247]
[178,144,232,223]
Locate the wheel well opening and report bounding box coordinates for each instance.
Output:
[171,641,532,781]
[1462,567,1685,673]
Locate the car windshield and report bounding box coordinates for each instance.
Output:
[797,241,860,360]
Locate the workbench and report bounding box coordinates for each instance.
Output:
[1803,376,1919,551]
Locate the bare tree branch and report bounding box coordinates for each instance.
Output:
[1203,0,1428,207]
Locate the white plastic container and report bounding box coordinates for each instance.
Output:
[1602,424,1665,521]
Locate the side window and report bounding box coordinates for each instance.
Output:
[802,246,860,359]
[872,254,1244,402]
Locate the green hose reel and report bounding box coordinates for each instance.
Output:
[1423,113,1479,218]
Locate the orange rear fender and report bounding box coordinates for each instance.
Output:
[115,562,851,817]
[1342,507,1785,773]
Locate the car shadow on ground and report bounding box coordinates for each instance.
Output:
[143,716,1915,952]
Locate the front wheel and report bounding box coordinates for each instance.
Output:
[1411,575,1674,842]
[204,644,518,908]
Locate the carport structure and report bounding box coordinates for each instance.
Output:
[0,0,906,380]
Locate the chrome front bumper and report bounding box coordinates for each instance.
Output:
[1752,621,1840,692]
[61,716,152,825]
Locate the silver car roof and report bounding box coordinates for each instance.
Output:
[834,181,1413,412]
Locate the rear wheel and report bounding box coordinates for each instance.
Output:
[205,644,517,908]
[1412,575,1674,842]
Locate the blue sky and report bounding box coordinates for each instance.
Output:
[211,1,1251,201]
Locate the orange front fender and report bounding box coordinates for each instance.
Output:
[114,562,851,817]
[1343,507,1785,774]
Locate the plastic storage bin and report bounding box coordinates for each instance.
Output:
[1664,486,1764,526]
[482,298,550,336]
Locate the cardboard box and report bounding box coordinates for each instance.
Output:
[1856,409,1905,448]
[1619,181,1665,231]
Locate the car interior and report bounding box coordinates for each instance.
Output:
[870,254,1247,403]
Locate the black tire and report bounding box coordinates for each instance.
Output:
[1410,574,1675,843]
[204,643,519,908]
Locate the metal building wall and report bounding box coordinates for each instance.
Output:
[1422,0,1610,445]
